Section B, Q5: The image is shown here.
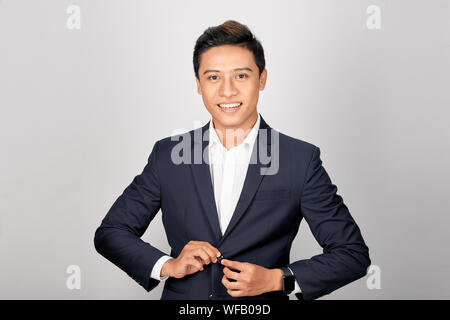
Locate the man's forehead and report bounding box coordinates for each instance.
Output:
[200,56,256,73]
[201,46,253,61]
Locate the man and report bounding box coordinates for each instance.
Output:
[94,20,371,300]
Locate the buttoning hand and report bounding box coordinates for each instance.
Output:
[161,240,221,279]
[220,259,283,297]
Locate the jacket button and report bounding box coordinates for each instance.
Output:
[208,294,213,299]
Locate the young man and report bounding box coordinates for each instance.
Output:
[94,20,371,300]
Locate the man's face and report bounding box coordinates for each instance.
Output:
[195,44,267,131]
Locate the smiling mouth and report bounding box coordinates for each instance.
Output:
[217,102,242,113]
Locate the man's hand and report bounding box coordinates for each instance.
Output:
[220,259,283,297]
[161,241,221,279]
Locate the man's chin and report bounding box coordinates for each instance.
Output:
[213,116,244,129]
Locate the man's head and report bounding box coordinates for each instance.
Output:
[193,20,267,132]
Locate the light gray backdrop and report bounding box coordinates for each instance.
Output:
[1,0,449,299]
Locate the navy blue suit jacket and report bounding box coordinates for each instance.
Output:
[94,114,371,300]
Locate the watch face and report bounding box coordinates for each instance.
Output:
[283,276,295,293]
[284,276,295,292]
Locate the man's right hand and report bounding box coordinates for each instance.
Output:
[161,241,221,279]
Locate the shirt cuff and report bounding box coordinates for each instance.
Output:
[150,255,174,281]
[287,266,302,294]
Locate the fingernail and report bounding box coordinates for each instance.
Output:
[217,252,221,257]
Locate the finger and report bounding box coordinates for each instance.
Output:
[221,259,244,271]
[189,242,220,263]
[191,248,212,265]
[194,256,204,266]
[222,275,244,290]
[186,257,204,271]
[190,255,203,266]
[189,248,210,265]
[196,244,218,263]
[223,267,241,281]
[227,288,244,298]
[199,242,221,260]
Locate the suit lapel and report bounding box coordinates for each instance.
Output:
[189,114,273,245]
[189,121,223,241]
[218,115,272,245]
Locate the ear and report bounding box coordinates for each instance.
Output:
[259,68,267,91]
[195,76,202,95]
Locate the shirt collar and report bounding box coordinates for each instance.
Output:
[209,113,261,151]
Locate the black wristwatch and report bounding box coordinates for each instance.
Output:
[280,266,295,294]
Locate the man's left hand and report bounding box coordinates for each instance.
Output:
[220,259,283,297]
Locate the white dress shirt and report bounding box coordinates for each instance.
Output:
[150,113,301,295]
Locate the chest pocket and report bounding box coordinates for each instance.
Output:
[254,189,290,201]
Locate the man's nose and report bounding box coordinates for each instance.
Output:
[219,78,238,97]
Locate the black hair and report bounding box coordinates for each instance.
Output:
[193,20,265,80]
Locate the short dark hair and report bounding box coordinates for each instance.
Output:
[193,20,265,80]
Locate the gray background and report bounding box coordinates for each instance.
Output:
[1,0,449,299]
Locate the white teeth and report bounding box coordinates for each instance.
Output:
[219,103,241,108]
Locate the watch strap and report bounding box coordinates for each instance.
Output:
[280,266,294,294]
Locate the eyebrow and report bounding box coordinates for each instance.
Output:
[202,67,253,75]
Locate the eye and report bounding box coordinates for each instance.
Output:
[236,73,248,79]
[208,75,219,80]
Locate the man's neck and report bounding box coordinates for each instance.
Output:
[212,112,259,150]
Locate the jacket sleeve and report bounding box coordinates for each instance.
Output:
[289,146,371,300]
[94,139,168,292]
